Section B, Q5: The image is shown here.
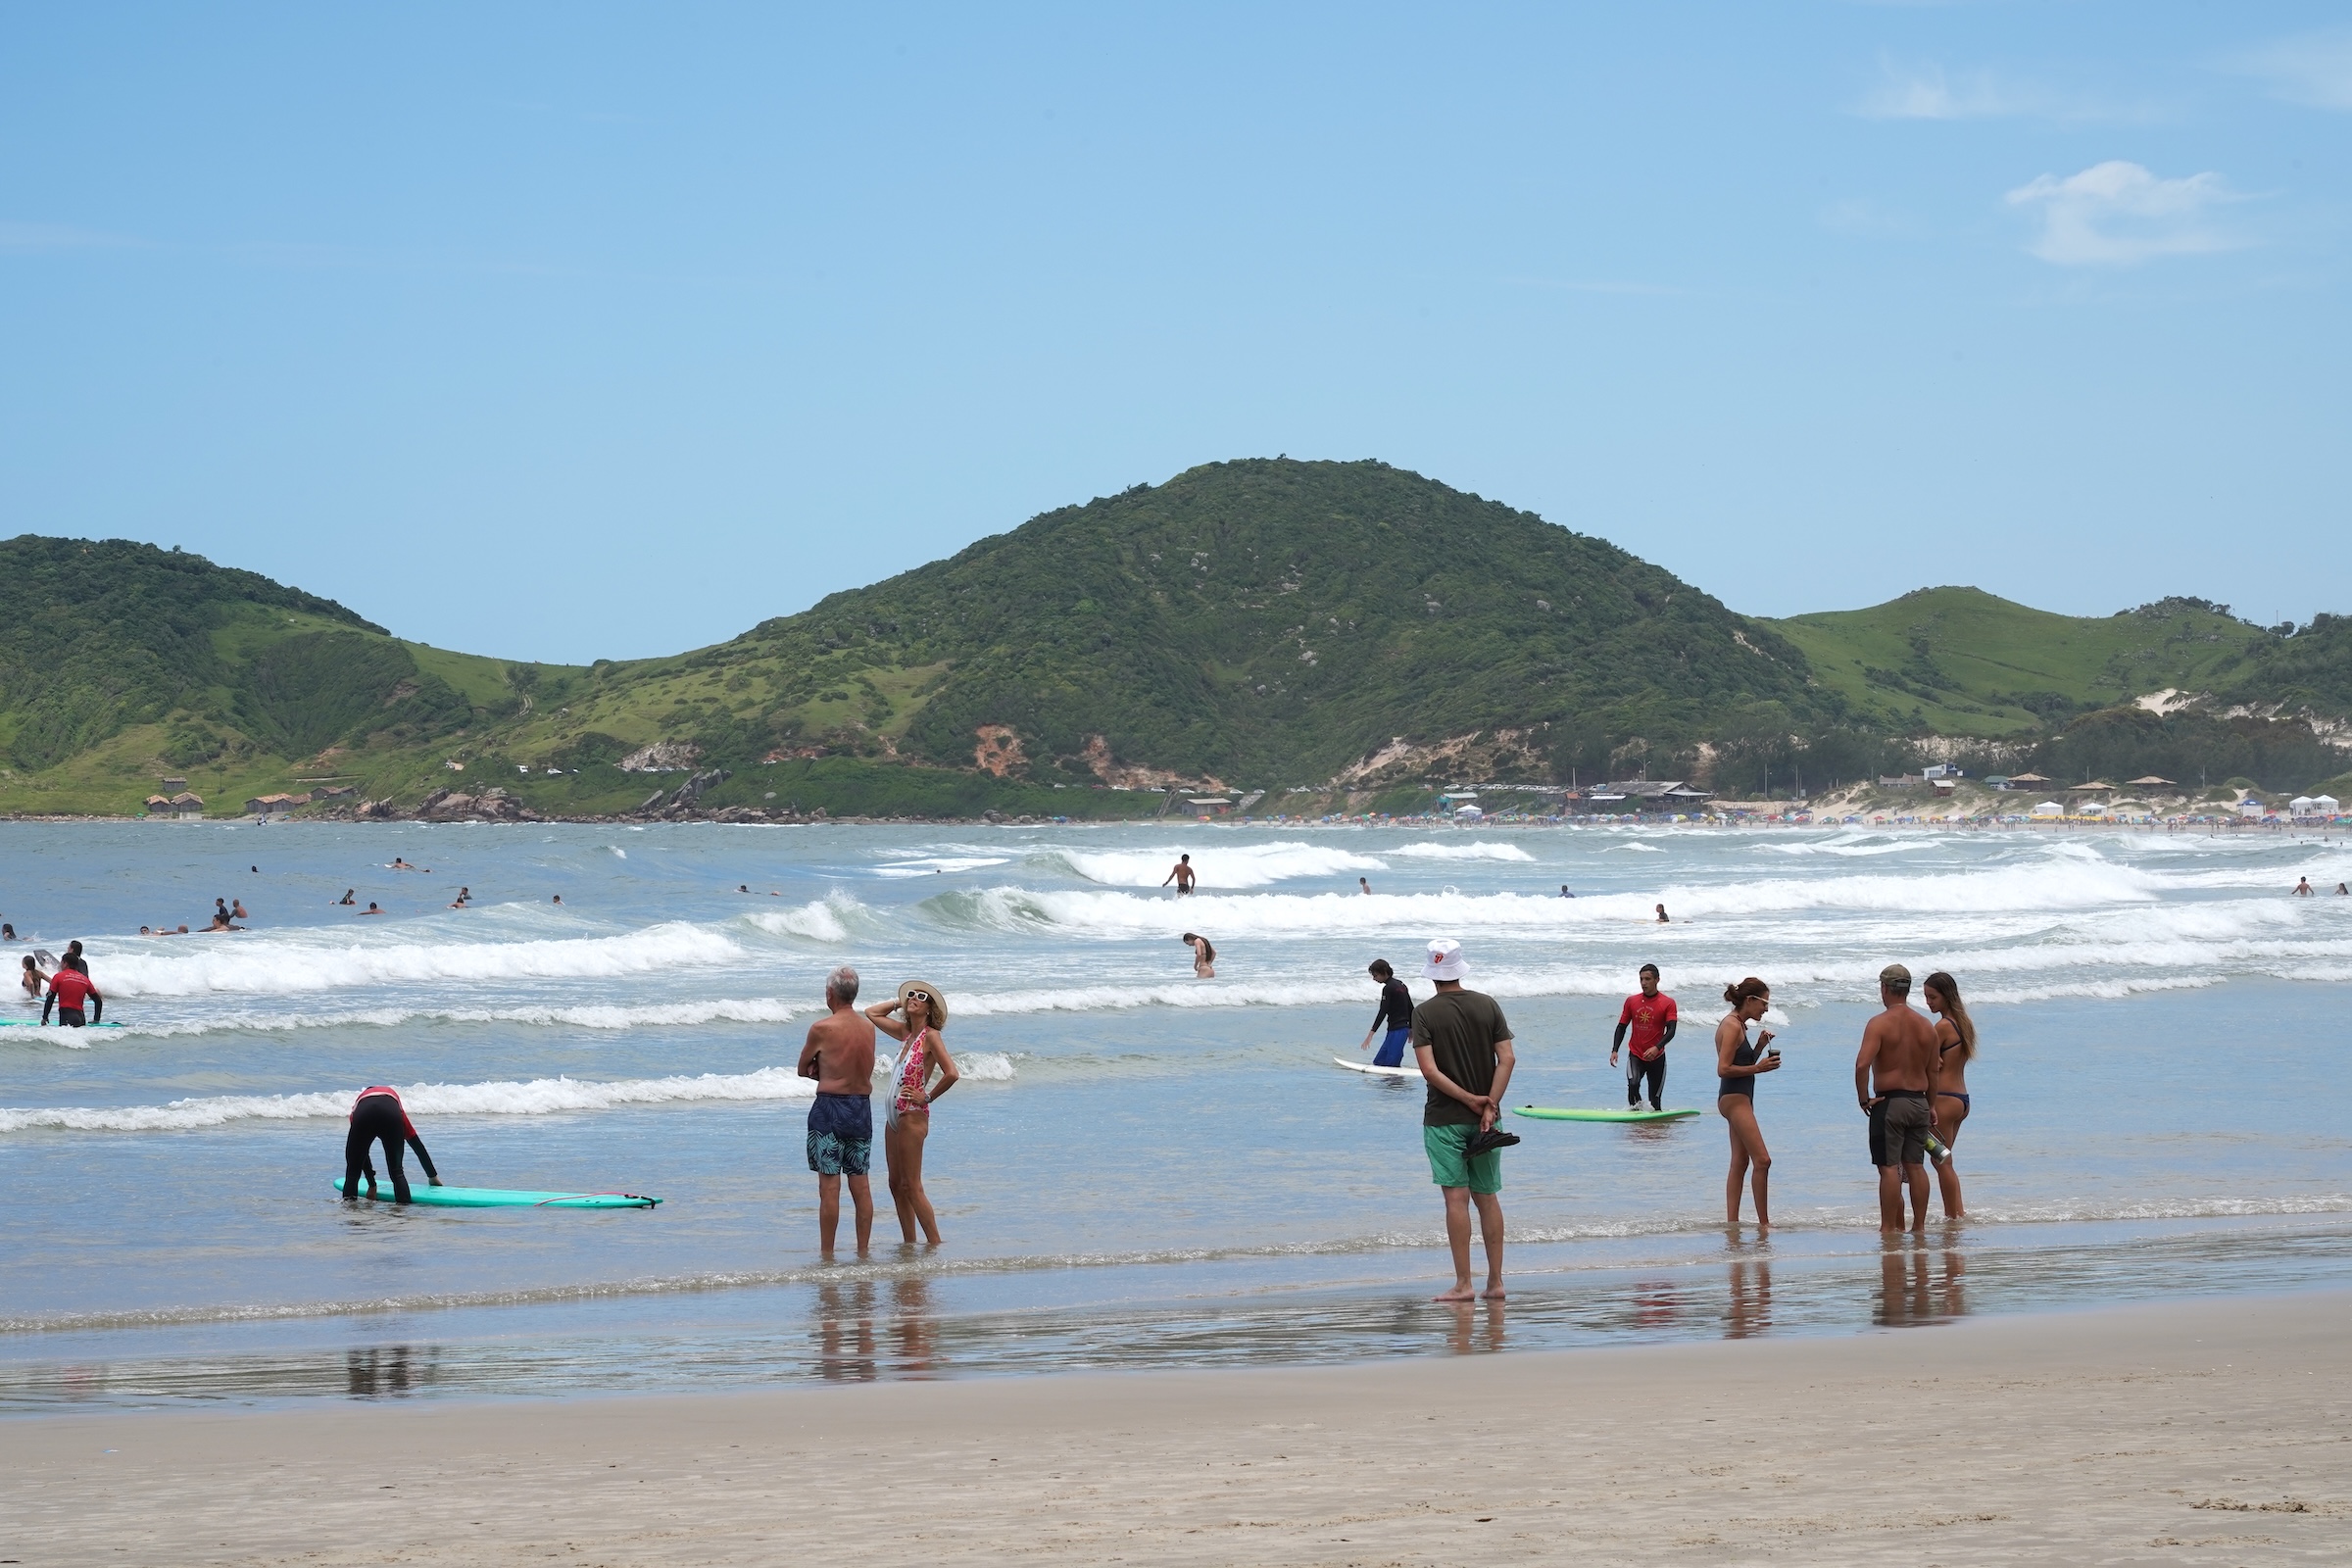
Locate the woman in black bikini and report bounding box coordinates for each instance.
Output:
[1714,976,1780,1228]
[1923,970,1976,1219]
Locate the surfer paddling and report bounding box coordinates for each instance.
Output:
[342,1087,442,1204]
[1855,963,1941,1234]
[1610,963,1678,1111]
[799,965,878,1258]
[1411,939,1516,1301]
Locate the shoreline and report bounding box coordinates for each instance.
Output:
[6,1288,2348,1564]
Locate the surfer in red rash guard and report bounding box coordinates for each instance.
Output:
[342,1087,443,1204]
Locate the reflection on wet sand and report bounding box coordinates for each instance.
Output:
[890,1275,939,1377]
[346,1346,429,1399]
[1441,1299,1506,1355]
[817,1280,877,1383]
[1876,1242,1968,1328]
[1725,1249,1774,1340]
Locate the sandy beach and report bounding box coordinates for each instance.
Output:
[5,1288,2346,1566]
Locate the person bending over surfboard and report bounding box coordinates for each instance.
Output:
[799,965,878,1258]
[342,1086,442,1204]
[1358,959,1414,1067]
[1610,963,1678,1111]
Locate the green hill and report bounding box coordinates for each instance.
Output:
[513,459,1834,791]
[1,464,2346,817]
[0,536,576,815]
[1758,588,2269,738]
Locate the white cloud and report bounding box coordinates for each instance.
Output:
[1859,63,2032,121]
[2230,27,2352,111]
[1855,60,2145,123]
[2004,161,2245,266]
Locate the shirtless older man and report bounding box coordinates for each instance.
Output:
[798,965,878,1257]
[1854,962,1941,1234]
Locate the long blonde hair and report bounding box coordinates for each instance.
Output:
[1924,970,1976,1059]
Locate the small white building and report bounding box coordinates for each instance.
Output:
[2032,801,2065,818]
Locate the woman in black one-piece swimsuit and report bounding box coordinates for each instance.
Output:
[1715,977,1781,1228]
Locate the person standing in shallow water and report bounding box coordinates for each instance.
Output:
[1161,854,1197,895]
[1357,958,1414,1067]
[868,981,959,1246]
[799,965,878,1258]
[1923,970,1978,1220]
[1610,963,1678,1111]
[1410,939,1515,1302]
[1182,932,1215,977]
[1715,977,1778,1227]
[1855,963,1941,1234]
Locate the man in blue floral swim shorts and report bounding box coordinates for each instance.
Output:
[799,964,878,1256]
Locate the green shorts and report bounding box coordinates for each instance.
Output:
[1424,1124,1502,1195]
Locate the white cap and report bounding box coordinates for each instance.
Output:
[1421,938,1469,981]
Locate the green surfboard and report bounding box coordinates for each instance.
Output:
[1512,1105,1700,1124]
[0,1019,124,1027]
[333,1179,660,1208]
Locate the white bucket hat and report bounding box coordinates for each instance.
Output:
[1421,938,1469,981]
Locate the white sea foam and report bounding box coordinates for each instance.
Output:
[1386,841,1537,862]
[744,894,865,942]
[0,1066,825,1135]
[93,921,749,999]
[1046,841,1387,888]
[873,856,1012,878]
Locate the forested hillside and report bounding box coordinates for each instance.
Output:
[1,461,2346,818]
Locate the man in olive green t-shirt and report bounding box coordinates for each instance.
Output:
[1410,938,1516,1301]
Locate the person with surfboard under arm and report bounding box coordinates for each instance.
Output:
[342,1086,442,1204]
[1358,958,1414,1067]
[1610,963,1678,1111]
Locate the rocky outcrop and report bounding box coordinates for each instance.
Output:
[356,798,403,820]
[631,767,731,817]
[416,786,541,822]
[617,740,701,773]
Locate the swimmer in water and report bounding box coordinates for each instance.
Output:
[1655,904,1670,924]
[449,886,471,908]
[1161,854,1197,896]
[358,902,383,916]
[389,858,414,871]
[1182,932,1216,978]
[20,955,44,998]
[336,889,356,906]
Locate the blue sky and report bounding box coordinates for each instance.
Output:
[3,4,2346,662]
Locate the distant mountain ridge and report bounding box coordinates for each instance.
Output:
[1,460,2347,816]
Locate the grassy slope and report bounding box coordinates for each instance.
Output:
[1759,588,2267,738]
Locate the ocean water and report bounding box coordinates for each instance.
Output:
[3,817,2350,1408]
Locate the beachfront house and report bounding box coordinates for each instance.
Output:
[1183,797,1232,818]
[143,794,171,816]
[244,793,307,817]
[164,792,204,819]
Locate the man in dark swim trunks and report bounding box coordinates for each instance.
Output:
[41,961,102,1026]
[1610,963,1678,1110]
[1161,854,1197,895]
[798,964,878,1257]
[1854,963,1941,1234]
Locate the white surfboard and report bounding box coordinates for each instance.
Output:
[1334,1056,1420,1078]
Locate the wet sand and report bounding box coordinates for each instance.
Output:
[5,1288,2347,1565]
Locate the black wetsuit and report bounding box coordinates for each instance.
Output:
[344,1091,439,1203]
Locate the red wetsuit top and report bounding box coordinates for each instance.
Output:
[1617,993,1678,1060]
[46,969,97,1009]
[352,1087,419,1138]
